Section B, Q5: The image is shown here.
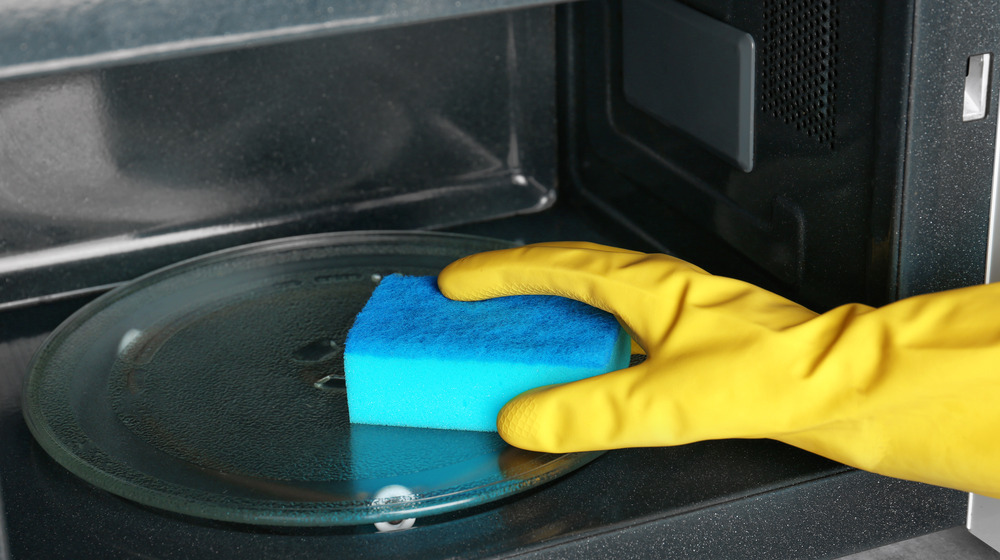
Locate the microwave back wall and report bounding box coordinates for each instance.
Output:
[1,0,997,312]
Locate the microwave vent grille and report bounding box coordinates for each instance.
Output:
[760,0,839,149]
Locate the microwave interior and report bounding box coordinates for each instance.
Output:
[1,0,997,558]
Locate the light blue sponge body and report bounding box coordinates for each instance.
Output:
[344,274,631,432]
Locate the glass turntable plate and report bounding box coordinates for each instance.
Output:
[23,231,602,526]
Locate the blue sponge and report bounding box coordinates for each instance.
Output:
[344,274,631,432]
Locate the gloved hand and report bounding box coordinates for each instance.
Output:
[438,241,1000,498]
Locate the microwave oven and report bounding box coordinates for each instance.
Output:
[0,0,997,557]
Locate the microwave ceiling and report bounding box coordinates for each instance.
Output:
[0,0,571,81]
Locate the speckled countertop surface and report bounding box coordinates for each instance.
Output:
[839,527,1000,560]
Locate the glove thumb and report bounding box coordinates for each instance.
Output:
[496,362,678,452]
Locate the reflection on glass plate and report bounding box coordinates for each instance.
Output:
[23,231,602,526]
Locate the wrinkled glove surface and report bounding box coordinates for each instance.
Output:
[438,241,1000,498]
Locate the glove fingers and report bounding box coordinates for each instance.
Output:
[441,243,818,349]
[508,240,648,254]
[458,243,650,355]
[439,243,704,338]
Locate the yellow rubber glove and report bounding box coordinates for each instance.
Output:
[438,241,1000,498]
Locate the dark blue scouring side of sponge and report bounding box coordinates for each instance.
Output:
[344,274,631,432]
